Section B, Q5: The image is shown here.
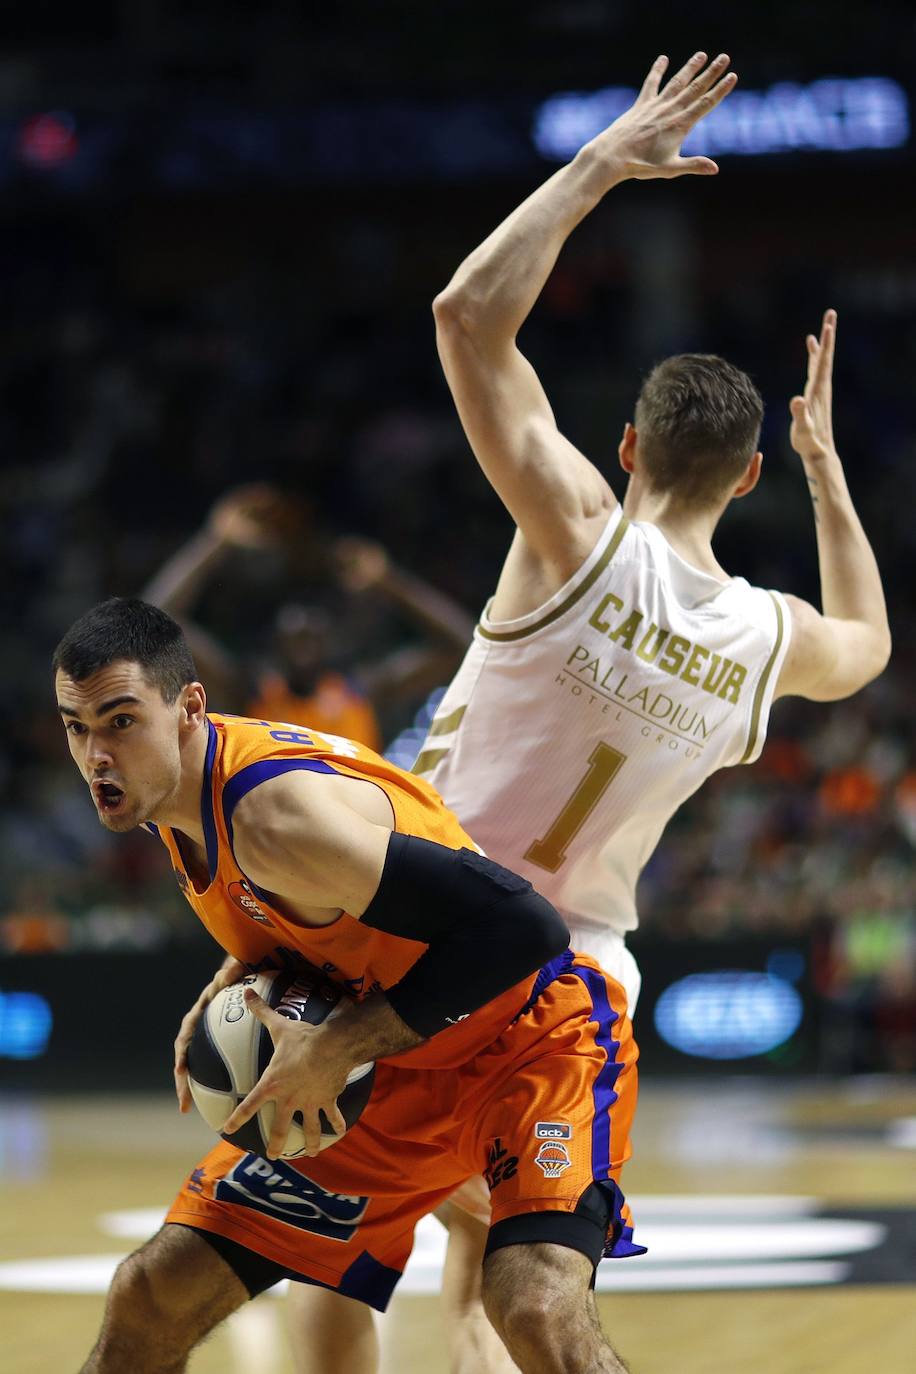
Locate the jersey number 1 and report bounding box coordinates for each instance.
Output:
[524,742,626,874]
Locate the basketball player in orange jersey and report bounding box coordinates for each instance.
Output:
[55,597,646,1374]
[288,52,891,1374]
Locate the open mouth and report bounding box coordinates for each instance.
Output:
[92,779,126,815]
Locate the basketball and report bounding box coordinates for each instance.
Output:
[187,968,376,1158]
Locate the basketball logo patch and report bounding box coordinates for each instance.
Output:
[228,879,275,926]
[534,1141,573,1178]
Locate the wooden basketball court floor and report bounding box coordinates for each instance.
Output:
[2,1078,915,1373]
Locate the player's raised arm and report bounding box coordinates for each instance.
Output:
[223,773,569,1154]
[140,484,290,707]
[776,311,891,701]
[433,52,736,569]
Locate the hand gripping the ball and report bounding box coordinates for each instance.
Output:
[174,956,248,1113]
[221,986,350,1158]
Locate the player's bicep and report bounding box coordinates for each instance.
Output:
[434,312,616,562]
[776,595,888,702]
[232,778,389,915]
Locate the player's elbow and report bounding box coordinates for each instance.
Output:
[816,627,892,701]
[513,891,570,966]
[433,286,482,340]
[848,623,892,693]
[863,626,892,685]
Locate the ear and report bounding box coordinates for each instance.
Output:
[180,681,208,730]
[732,451,762,500]
[618,422,637,474]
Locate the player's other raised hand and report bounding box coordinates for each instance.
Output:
[789,310,839,464]
[208,483,298,550]
[593,51,737,181]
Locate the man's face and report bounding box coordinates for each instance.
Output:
[55,660,184,833]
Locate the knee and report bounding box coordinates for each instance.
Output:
[483,1275,565,1355]
[107,1248,177,1332]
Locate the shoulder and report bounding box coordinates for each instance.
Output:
[491,502,626,621]
[231,771,323,868]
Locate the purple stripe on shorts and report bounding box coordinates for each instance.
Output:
[569,963,623,1179]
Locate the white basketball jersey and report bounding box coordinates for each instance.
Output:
[417,506,791,939]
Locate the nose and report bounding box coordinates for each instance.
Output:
[86,733,114,770]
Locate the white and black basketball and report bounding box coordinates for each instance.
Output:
[187,968,375,1158]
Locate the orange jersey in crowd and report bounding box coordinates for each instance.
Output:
[151,712,538,1069]
[247,672,382,753]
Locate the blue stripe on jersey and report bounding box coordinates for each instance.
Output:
[596,1175,648,1260]
[513,948,574,1022]
[568,963,623,1179]
[221,757,339,851]
[201,719,220,883]
[221,757,340,906]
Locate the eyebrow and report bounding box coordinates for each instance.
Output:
[58,695,143,720]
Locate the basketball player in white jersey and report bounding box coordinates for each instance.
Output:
[292,52,888,1372]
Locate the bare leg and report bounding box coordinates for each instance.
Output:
[482,1244,630,1374]
[80,1224,248,1374]
[285,1284,380,1374]
[284,1197,519,1374]
[439,1202,520,1374]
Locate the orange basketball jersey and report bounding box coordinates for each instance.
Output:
[151,713,545,1069]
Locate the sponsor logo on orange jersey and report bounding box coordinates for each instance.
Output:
[535,1121,572,1140]
[534,1141,573,1178]
[228,879,275,926]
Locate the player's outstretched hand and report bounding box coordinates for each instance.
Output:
[222,987,350,1158]
[595,51,737,180]
[334,536,390,593]
[174,957,248,1113]
[208,483,293,550]
[789,309,839,464]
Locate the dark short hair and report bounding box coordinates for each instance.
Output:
[52,598,197,704]
[634,354,764,507]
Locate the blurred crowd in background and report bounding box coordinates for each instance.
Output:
[0,3,914,1073]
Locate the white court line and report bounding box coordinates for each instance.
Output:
[594,1261,851,1292]
[96,1194,821,1239]
[887,1117,916,1149]
[0,1195,886,1298]
[0,1253,852,1296]
[629,1195,819,1216]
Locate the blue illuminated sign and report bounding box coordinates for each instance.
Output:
[653,971,802,1060]
[533,77,909,161]
[0,991,53,1060]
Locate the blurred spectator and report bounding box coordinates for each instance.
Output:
[141,484,474,747]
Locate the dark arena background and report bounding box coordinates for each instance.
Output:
[1,4,914,1371]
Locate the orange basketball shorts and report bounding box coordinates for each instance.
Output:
[166,951,644,1310]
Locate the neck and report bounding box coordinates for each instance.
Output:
[149,718,210,844]
[622,483,727,581]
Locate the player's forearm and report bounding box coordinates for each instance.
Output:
[434,144,625,347]
[142,528,230,617]
[805,453,890,651]
[326,992,424,1065]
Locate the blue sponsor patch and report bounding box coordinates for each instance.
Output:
[214,1152,369,1242]
[534,1122,572,1140]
